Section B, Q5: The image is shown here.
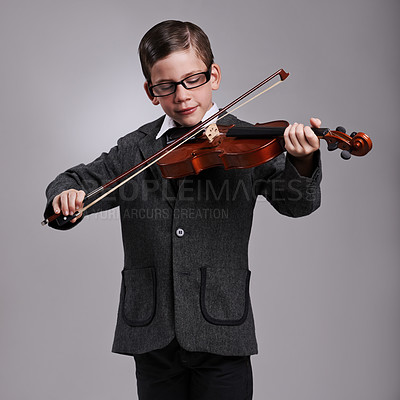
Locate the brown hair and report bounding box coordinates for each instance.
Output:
[138,20,214,83]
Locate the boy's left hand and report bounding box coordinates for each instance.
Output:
[283,117,321,177]
[284,117,321,158]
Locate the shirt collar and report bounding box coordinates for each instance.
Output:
[155,103,219,140]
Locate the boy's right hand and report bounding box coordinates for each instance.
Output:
[52,189,86,223]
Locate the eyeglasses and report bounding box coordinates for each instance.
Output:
[148,68,212,97]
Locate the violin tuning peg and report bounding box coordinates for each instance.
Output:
[336,126,346,133]
[327,142,338,151]
[340,150,352,160]
[350,131,357,138]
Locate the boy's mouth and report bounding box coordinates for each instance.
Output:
[177,106,198,115]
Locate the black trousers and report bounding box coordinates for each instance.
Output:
[133,338,253,400]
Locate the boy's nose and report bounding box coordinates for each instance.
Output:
[174,84,191,102]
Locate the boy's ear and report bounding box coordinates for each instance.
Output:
[144,82,160,105]
[210,64,221,91]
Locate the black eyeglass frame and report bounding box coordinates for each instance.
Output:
[148,67,212,97]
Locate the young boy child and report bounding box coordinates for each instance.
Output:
[44,20,321,400]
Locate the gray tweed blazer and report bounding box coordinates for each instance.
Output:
[44,114,322,356]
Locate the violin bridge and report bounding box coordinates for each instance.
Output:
[205,123,220,143]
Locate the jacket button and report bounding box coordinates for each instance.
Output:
[176,228,185,237]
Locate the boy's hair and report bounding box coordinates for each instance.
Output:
[139,20,214,83]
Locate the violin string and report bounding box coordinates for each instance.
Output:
[71,80,284,218]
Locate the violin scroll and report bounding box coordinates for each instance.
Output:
[323,126,373,160]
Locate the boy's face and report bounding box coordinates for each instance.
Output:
[144,48,221,127]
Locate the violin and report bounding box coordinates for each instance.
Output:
[41,68,372,227]
[157,121,372,179]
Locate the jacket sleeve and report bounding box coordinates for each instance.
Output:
[251,150,322,218]
[43,137,127,230]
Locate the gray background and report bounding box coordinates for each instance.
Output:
[1,0,399,399]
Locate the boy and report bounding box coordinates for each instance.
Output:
[44,20,321,400]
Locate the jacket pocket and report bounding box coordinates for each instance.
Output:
[200,267,250,326]
[121,267,156,327]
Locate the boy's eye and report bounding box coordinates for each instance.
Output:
[185,76,201,85]
[158,83,175,92]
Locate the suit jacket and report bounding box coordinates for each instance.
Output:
[44,114,322,356]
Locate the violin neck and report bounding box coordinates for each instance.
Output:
[226,126,329,138]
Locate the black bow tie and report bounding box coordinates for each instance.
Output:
[165,126,199,144]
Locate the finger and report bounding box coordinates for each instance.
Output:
[52,195,61,214]
[75,190,86,210]
[294,123,308,148]
[295,123,316,156]
[291,123,306,151]
[71,191,85,223]
[304,125,320,150]
[60,191,71,216]
[284,123,297,151]
[283,124,292,146]
[67,191,78,215]
[310,117,321,128]
[70,212,82,223]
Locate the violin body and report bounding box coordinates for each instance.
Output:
[158,136,285,178]
[158,121,289,178]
